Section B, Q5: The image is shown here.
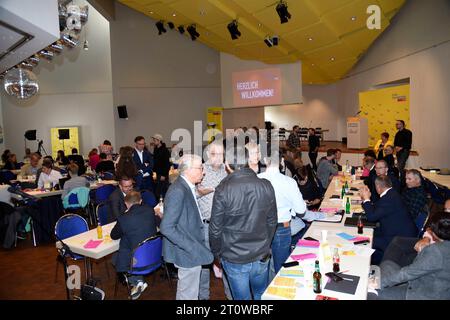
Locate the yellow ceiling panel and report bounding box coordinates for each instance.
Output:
[169,0,231,27]
[252,1,320,35]
[118,0,406,84]
[341,19,388,55]
[304,0,354,16]
[283,22,338,53]
[322,0,388,36]
[376,0,406,15]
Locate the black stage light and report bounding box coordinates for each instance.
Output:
[272,36,279,46]
[264,37,273,47]
[168,22,175,29]
[187,24,200,41]
[156,21,167,35]
[227,20,241,40]
[178,25,185,34]
[276,1,291,24]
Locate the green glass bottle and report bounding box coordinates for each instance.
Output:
[313,260,322,294]
[345,197,351,214]
[344,180,349,193]
[341,185,345,199]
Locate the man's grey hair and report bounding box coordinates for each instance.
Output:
[375,175,393,189]
[178,154,202,175]
[406,169,423,183]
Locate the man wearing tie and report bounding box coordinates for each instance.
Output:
[132,136,154,191]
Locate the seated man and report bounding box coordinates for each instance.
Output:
[107,176,134,223]
[110,191,157,300]
[375,213,450,300]
[294,166,322,209]
[95,153,115,176]
[402,169,428,221]
[61,163,89,199]
[67,148,86,175]
[20,153,41,177]
[316,149,338,189]
[370,160,401,202]
[360,175,417,265]
[37,158,63,190]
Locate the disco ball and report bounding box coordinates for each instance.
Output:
[3,68,39,99]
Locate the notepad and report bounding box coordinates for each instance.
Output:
[297,239,320,248]
[351,236,370,242]
[83,239,103,249]
[266,286,296,300]
[280,269,304,278]
[274,276,297,287]
[291,253,317,261]
[319,207,339,213]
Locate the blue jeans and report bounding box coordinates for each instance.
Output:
[221,258,270,300]
[271,225,292,275]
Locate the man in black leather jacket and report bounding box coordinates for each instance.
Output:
[210,145,277,300]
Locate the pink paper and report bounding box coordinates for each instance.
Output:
[351,236,370,242]
[291,253,317,261]
[297,239,320,248]
[83,239,103,249]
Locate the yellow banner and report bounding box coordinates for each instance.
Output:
[50,127,80,159]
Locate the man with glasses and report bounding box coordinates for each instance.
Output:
[132,136,154,191]
[161,154,214,300]
[370,160,401,202]
[196,142,232,300]
[107,176,134,223]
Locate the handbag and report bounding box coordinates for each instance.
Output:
[79,284,105,300]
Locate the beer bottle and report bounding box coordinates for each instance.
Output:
[345,197,351,214]
[357,215,364,234]
[341,185,345,199]
[344,180,349,193]
[97,219,103,239]
[333,248,340,273]
[313,260,322,294]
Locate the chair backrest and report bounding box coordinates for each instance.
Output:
[129,235,162,275]
[141,190,157,207]
[423,178,446,204]
[96,203,109,226]
[63,187,90,209]
[55,214,89,240]
[95,184,116,204]
[0,170,16,184]
[415,204,430,237]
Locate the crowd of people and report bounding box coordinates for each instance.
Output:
[0,119,449,301]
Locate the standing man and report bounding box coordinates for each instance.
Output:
[152,134,171,199]
[394,120,412,180]
[197,142,232,300]
[210,146,277,300]
[308,128,320,171]
[160,154,213,300]
[132,136,154,191]
[286,125,301,152]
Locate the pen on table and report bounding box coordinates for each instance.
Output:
[342,277,354,282]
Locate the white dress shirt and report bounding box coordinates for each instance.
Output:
[258,167,307,223]
[38,169,63,189]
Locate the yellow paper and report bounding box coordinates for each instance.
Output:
[280,269,304,278]
[274,276,296,287]
[343,250,357,256]
[266,286,296,299]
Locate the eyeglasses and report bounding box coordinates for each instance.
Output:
[375,166,387,170]
[191,166,204,171]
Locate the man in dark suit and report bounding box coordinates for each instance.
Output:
[160,154,214,300]
[360,175,417,265]
[107,177,134,223]
[394,120,412,182]
[308,128,320,171]
[110,191,157,300]
[132,136,154,191]
[370,160,401,202]
[67,148,86,175]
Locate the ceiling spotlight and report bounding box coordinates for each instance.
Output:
[272,36,279,46]
[60,30,79,48]
[264,36,273,47]
[38,49,54,61]
[227,20,241,40]
[351,16,357,21]
[178,25,185,34]
[187,24,200,41]
[168,22,175,29]
[83,40,89,50]
[330,57,335,61]
[276,1,291,24]
[308,37,313,41]
[48,41,63,54]
[156,20,167,35]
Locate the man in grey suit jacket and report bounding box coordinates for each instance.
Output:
[160,154,214,300]
[376,214,450,300]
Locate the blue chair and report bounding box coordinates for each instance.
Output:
[0,170,17,184]
[96,203,109,226]
[95,184,116,204]
[415,212,428,237]
[141,190,157,207]
[54,214,89,285]
[63,187,92,225]
[114,235,171,299]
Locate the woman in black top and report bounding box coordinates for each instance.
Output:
[294,165,322,209]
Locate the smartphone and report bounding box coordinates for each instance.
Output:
[354,239,370,245]
[282,261,299,268]
[304,236,319,242]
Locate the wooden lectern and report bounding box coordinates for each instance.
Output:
[347,117,368,149]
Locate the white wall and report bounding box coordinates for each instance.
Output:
[0,2,114,158]
[336,0,450,168]
[110,3,221,149]
[265,84,340,141]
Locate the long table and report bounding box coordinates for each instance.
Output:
[419,169,450,189]
[262,174,374,300]
[24,180,118,198]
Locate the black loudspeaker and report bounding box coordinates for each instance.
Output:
[117,105,128,119]
[24,130,37,141]
[265,121,272,130]
[342,137,347,144]
[58,129,70,140]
